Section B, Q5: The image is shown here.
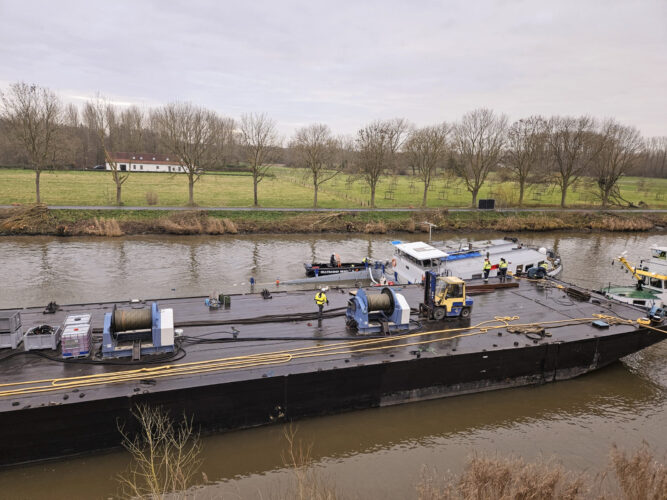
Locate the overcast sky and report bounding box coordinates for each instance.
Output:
[1,0,665,137]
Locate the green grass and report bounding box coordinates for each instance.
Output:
[1,168,666,209]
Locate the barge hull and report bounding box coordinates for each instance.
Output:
[0,327,661,467]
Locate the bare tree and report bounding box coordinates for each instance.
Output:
[153,102,233,206]
[592,119,643,207]
[404,123,450,207]
[117,404,201,499]
[546,116,602,207]
[356,119,409,207]
[452,108,507,207]
[83,99,135,205]
[505,116,546,206]
[642,137,667,178]
[239,113,281,207]
[290,124,346,207]
[0,82,64,203]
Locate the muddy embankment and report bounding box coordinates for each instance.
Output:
[1,204,666,237]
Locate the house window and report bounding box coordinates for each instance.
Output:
[166,157,169,161]
[139,156,143,160]
[156,165,160,170]
[132,156,136,160]
[140,165,143,170]
[152,157,156,160]
[133,165,136,170]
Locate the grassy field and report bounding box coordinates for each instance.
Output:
[1,167,666,209]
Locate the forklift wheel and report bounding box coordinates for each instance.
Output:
[433,307,446,321]
[461,307,471,319]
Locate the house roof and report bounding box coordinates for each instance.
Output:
[110,152,182,165]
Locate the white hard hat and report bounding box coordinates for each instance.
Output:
[321,288,326,292]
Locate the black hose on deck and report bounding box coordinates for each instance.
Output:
[175,306,348,327]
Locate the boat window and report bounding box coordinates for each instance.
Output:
[516,265,523,274]
[525,264,534,271]
[633,300,646,306]
[649,277,663,288]
[421,260,431,267]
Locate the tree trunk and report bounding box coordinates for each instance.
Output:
[253,177,259,207]
[471,188,479,208]
[560,181,569,208]
[313,172,318,208]
[422,182,429,208]
[116,183,122,206]
[188,176,194,206]
[601,187,610,208]
[370,184,376,208]
[35,169,41,204]
[518,179,525,206]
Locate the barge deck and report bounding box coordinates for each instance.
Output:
[0,278,664,466]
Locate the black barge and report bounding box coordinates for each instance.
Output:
[0,278,664,466]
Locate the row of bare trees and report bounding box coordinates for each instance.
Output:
[0,83,282,206]
[1,81,666,208]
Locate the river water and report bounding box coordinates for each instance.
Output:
[0,231,665,499]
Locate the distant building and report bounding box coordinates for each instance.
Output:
[105,152,187,173]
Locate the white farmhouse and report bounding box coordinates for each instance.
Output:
[105,152,187,173]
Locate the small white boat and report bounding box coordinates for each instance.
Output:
[602,245,667,309]
[386,238,562,284]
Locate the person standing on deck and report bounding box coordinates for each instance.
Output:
[498,258,508,282]
[483,258,492,282]
[330,254,336,267]
[315,288,329,318]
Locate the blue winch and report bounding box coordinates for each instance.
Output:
[102,302,175,358]
[345,287,411,334]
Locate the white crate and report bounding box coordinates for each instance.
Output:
[24,325,60,351]
[64,314,92,327]
[0,311,22,349]
[62,324,91,358]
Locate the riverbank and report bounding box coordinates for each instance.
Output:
[1,204,666,236]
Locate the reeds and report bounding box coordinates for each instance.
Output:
[610,443,667,500]
[364,221,387,233]
[0,204,51,233]
[83,217,124,237]
[415,444,667,500]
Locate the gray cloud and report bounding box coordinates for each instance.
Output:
[0,0,665,136]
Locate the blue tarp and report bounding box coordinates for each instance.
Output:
[444,251,482,261]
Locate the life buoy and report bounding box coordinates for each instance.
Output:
[391,258,397,268]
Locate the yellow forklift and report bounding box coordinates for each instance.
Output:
[420,271,474,320]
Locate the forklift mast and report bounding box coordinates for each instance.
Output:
[424,270,437,307]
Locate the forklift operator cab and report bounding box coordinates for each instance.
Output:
[436,278,463,304]
[421,272,473,321]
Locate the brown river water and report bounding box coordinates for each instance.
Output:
[0,231,665,499]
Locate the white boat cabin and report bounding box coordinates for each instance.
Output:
[389,239,562,284]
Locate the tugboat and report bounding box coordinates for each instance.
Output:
[601,246,667,309]
[387,238,562,284]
